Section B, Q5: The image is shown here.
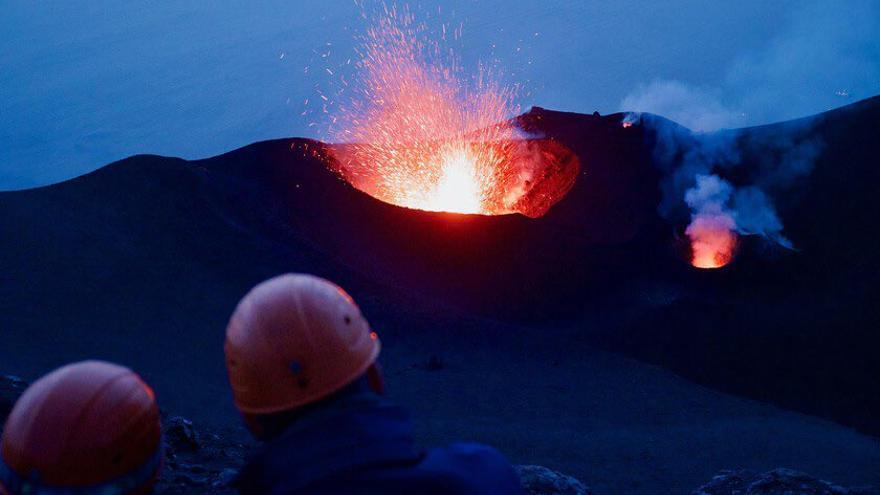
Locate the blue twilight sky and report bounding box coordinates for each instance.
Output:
[1,0,878,190]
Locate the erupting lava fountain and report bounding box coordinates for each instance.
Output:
[325,4,578,217]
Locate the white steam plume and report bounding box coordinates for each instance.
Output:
[618,0,871,254]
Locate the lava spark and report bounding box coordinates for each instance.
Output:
[325,4,576,217]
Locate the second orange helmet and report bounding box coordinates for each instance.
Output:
[224,274,381,415]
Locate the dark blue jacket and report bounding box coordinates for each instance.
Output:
[234,397,524,495]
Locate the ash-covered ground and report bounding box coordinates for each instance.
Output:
[1,98,879,494]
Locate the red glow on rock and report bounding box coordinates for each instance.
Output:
[686,215,738,269]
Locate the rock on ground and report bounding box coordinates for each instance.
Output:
[516,464,593,494]
[164,415,201,454]
[692,469,880,495]
[0,374,28,430]
[156,416,250,495]
[2,373,879,495]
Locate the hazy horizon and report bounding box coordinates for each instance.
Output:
[2,0,878,190]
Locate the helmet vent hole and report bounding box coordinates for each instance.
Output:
[344,316,352,325]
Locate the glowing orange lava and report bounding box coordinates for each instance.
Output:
[325,4,575,216]
[412,145,482,214]
[686,216,738,269]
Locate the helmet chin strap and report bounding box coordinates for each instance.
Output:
[367,363,385,395]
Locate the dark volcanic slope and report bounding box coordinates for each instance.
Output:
[1,98,879,493]
[590,99,880,436]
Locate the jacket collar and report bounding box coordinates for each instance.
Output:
[237,395,421,492]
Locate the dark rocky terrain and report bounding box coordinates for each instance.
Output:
[1,376,875,494]
[1,97,879,493]
[0,375,880,495]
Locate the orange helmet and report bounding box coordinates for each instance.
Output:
[225,273,380,415]
[0,361,162,495]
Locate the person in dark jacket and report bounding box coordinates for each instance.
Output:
[224,274,524,495]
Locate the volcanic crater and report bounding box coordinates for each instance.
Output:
[2,99,880,493]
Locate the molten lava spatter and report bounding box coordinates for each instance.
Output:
[417,145,483,214]
[326,4,576,217]
[330,137,579,218]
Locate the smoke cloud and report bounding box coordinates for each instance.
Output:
[684,175,738,268]
[627,107,820,261]
[621,0,880,132]
[619,0,872,258]
[623,81,738,133]
[684,174,792,267]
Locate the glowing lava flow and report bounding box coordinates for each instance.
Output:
[325,4,576,216]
